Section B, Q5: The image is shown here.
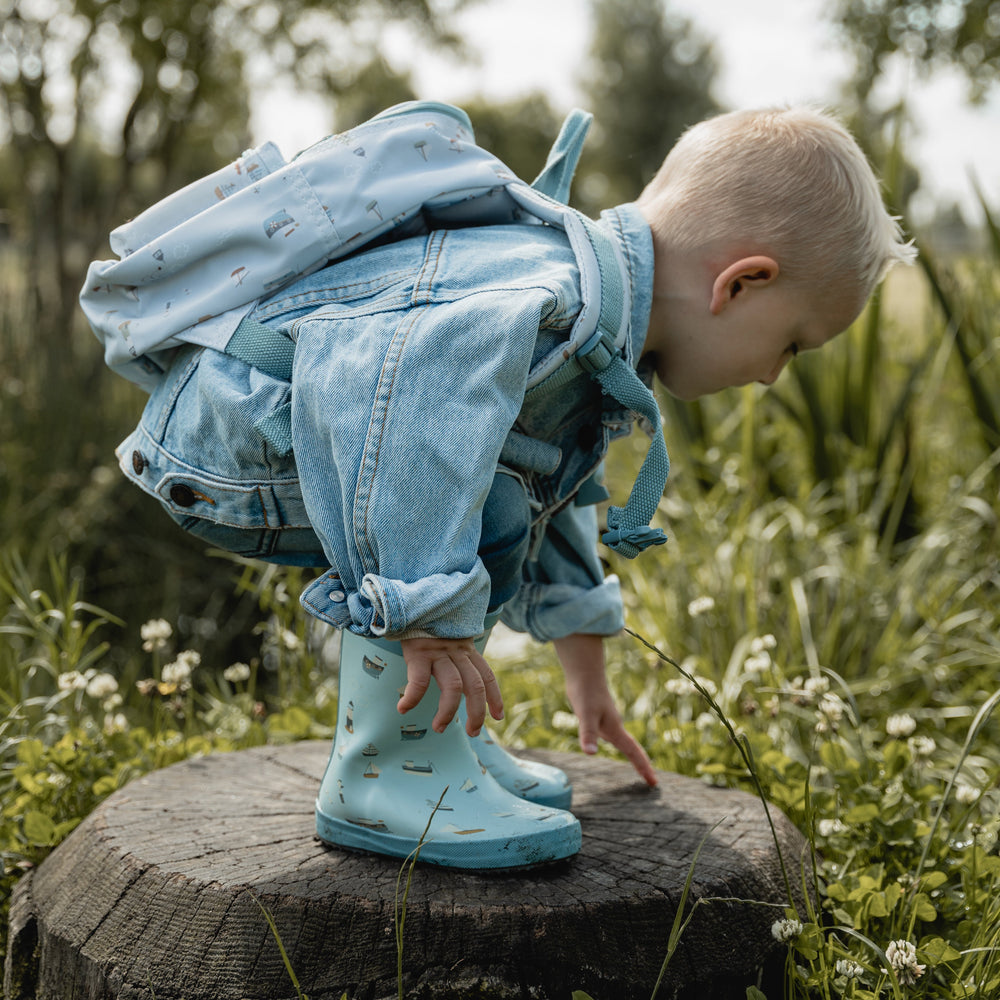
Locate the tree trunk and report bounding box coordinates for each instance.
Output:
[5,742,810,1000]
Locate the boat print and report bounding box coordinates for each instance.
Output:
[345,700,354,733]
[513,779,540,793]
[440,824,485,835]
[362,655,385,678]
[263,209,296,239]
[362,762,380,779]
[460,778,477,793]
[400,724,427,740]
[362,743,379,757]
[426,799,453,811]
[402,760,434,774]
[347,817,389,831]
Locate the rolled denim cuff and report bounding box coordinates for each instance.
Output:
[299,565,491,639]
[500,575,624,642]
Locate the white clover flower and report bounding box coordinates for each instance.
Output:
[162,650,200,687]
[223,662,251,683]
[695,711,715,731]
[907,735,936,759]
[743,652,772,675]
[86,672,119,700]
[102,693,123,711]
[771,918,803,943]
[279,628,301,651]
[817,818,848,837]
[687,595,716,617]
[103,712,129,735]
[750,634,777,654]
[695,676,717,697]
[955,782,981,805]
[666,677,697,697]
[140,618,173,652]
[663,728,683,744]
[835,959,864,979]
[819,693,845,720]
[57,670,87,692]
[885,939,925,985]
[804,675,830,697]
[886,713,917,739]
[552,710,578,732]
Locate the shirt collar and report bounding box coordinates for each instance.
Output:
[597,203,654,372]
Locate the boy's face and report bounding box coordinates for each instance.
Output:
[646,259,863,401]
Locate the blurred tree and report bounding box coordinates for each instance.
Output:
[456,92,565,186]
[331,55,418,131]
[0,0,473,342]
[832,0,1000,100]
[575,0,720,213]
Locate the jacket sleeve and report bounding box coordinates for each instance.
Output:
[499,498,625,642]
[295,271,545,640]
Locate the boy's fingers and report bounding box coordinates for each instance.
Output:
[397,663,432,714]
[608,728,659,787]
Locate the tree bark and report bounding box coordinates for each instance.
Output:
[5,742,810,1000]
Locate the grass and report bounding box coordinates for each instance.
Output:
[2,201,1000,996]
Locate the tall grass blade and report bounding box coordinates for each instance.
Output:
[252,893,310,1000]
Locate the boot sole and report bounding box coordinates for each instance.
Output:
[315,805,581,870]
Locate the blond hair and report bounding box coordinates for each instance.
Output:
[637,106,916,294]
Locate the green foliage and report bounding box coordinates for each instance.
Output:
[576,0,719,211]
[832,0,1000,101]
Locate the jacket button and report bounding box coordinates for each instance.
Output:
[131,451,147,474]
[169,484,197,507]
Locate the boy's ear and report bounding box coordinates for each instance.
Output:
[709,256,780,315]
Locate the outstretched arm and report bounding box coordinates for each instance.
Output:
[553,633,658,787]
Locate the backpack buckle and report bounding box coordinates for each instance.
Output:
[576,329,616,375]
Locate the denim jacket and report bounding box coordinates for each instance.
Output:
[116,203,655,642]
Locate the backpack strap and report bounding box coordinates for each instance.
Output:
[531,109,592,204]
[225,315,296,456]
[515,191,669,558]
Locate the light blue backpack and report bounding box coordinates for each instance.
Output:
[81,101,667,556]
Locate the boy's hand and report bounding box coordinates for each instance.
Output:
[554,633,658,788]
[398,636,504,737]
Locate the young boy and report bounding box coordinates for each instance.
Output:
[92,104,914,870]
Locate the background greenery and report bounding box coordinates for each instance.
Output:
[2,1,999,997]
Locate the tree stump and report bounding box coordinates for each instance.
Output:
[6,742,810,1000]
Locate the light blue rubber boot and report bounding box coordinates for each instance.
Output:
[466,728,573,810]
[466,623,573,810]
[315,631,581,869]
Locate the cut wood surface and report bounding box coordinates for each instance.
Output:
[6,742,810,1000]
